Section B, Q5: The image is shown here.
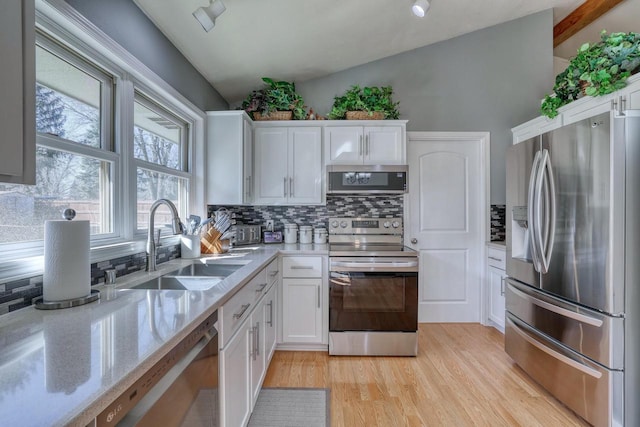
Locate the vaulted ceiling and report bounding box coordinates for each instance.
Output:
[133,0,637,104]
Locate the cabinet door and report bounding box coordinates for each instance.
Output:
[626,80,640,109]
[561,94,615,126]
[364,126,403,164]
[242,117,253,203]
[288,127,322,204]
[324,126,364,164]
[488,266,506,330]
[254,127,288,204]
[220,320,251,427]
[282,278,323,343]
[0,0,35,184]
[250,299,266,408]
[264,284,277,363]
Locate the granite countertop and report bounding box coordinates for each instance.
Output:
[0,243,328,427]
[487,240,506,249]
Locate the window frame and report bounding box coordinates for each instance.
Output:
[0,2,206,271]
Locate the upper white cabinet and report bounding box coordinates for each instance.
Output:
[0,0,35,184]
[324,124,405,165]
[206,111,253,204]
[253,126,322,205]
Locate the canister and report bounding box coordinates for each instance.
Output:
[299,225,313,244]
[284,223,298,244]
[314,227,327,244]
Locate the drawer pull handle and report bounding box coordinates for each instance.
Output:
[255,283,268,293]
[291,265,314,270]
[267,300,274,327]
[269,270,279,277]
[488,256,503,262]
[233,303,251,320]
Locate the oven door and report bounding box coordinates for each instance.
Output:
[329,270,418,332]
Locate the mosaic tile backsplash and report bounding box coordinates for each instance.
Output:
[0,244,179,315]
[208,195,405,229]
[490,204,506,241]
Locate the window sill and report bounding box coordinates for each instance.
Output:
[0,236,180,284]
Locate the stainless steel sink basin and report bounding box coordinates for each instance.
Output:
[122,260,249,291]
[129,276,225,291]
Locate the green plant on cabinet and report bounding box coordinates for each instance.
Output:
[327,85,400,120]
[241,77,306,120]
[541,31,640,119]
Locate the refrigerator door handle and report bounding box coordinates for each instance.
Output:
[528,150,543,272]
[541,150,557,273]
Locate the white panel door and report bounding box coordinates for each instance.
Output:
[365,126,403,164]
[407,132,488,322]
[324,126,363,164]
[254,127,288,204]
[289,127,322,204]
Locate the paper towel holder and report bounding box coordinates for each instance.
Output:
[34,208,101,310]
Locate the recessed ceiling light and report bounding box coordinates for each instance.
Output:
[412,0,430,18]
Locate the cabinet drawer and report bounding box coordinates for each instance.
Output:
[487,247,506,270]
[282,256,322,278]
[220,269,267,346]
[265,258,279,285]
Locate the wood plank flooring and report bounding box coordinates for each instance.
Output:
[263,323,590,426]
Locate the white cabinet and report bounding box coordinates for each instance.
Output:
[0,0,35,184]
[280,256,326,345]
[253,126,322,205]
[249,297,266,407]
[512,115,562,144]
[206,111,253,204]
[220,319,251,427]
[324,125,404,165]
[486,245,506,332]
[263,284,277,362]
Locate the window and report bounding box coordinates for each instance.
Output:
[133,93,190,232]
[0,25,196,257]
[0,37,115,245]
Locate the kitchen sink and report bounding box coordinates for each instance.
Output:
[121,260,250,291]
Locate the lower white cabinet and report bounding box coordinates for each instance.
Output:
[219,261,280,427]
[280,255,326,346]
[486,245,506,332]
[220,319,251,427]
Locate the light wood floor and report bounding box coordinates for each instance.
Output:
[263,324,590,426]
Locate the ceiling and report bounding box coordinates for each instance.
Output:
[132,0,629,105]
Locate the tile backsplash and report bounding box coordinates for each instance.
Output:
[490,204,506,241]
[0,244,179,315]
[208,195,404,229]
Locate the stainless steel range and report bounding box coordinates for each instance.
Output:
[328,217,418,356]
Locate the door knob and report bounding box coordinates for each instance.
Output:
[411,238,418,244]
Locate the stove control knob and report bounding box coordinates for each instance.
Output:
[392,221,400,228]
[340,221,348,228]
[331,220,339,228]
[383,221,391,228]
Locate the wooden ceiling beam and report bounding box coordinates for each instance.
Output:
[553,0,627,47]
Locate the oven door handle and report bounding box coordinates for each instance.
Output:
[331,261,418,268]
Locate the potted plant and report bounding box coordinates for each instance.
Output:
[241,77,306,120]
[327,85,400,120]
[541,31,640,118]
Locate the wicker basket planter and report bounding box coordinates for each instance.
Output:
[345,111,384,120]
[253,111,293,121]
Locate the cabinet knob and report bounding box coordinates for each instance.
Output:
[410,238,418,244]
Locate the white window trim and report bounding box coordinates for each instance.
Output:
[0,0,207,282]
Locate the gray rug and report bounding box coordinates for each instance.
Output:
[248,387,330,427]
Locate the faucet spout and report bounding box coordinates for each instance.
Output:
[146,199,182,272]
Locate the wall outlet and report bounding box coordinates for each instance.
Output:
[265,220,274,231]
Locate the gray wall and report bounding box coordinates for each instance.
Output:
[297,10,554,204]
[64,0,228,111]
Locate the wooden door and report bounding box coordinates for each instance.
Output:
[406,132,488,322]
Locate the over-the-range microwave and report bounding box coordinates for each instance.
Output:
[326,165,408,194]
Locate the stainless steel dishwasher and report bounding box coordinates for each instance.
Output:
[96,311,218,427]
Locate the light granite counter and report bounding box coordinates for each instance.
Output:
[487,240,506,250]
[0,243,328,427]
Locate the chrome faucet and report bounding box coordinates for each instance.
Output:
[146,199,182,272]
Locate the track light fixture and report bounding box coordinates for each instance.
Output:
[412,0,430,17]
[193,0,226,32]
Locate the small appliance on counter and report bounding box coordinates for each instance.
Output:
[263,230,283,244]
[231,224,261,246]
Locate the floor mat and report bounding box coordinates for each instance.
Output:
[247,387,330,427]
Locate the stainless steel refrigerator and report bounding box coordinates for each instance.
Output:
[505,110,640,427]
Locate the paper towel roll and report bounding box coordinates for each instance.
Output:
[43,220,90,302]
